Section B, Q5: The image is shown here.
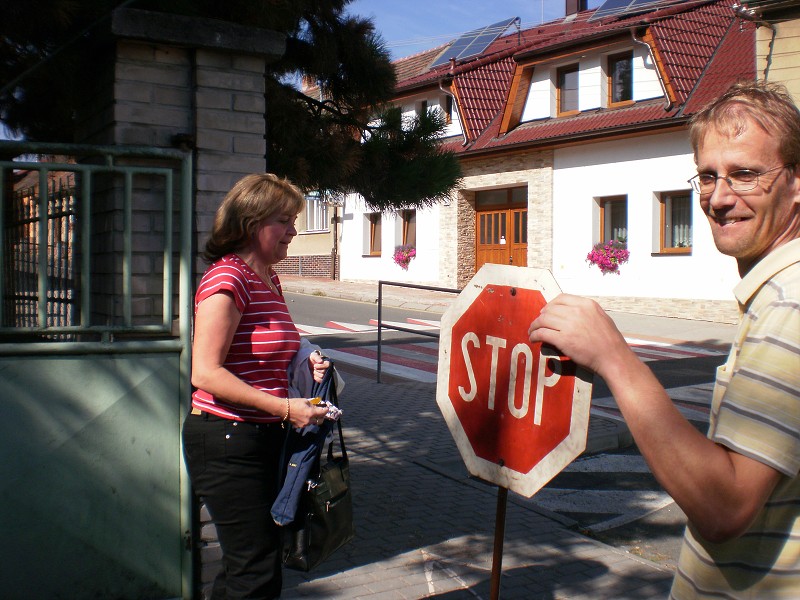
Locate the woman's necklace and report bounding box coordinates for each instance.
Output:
[238,253,279,295]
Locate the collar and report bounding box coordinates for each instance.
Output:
[734,238,800,308]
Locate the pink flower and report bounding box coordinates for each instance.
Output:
[586,241,629,275]
[393,245,416,270]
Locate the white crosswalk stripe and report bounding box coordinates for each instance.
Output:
[525,453,675,532]
[299,318,725,382]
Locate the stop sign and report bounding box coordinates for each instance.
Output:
[436,264,593,497]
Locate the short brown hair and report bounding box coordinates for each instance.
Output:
[689,80,800,165]
[203,173,305,263]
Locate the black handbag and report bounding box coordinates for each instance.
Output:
[282,366,355,571]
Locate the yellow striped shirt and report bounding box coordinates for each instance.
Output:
[671,239,800,599]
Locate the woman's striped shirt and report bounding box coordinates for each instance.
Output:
[191,254,301,422]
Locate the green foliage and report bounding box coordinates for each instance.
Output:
[0,0,461,210]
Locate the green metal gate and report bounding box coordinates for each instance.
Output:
[0,141,194,599]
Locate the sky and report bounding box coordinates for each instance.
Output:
[346,0,605,60]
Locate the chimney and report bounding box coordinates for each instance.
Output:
[566,0,588,16]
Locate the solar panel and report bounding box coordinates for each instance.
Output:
[430,18,518,68]
[588,0,666,22]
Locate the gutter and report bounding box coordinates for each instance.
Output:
[630,28,673,111]
[732,1,776,80]
[457,117,690,160]
[439,76,469,146]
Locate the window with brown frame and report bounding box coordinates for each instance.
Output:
[608,51,633,106]
[599,195,627,244]
[557,64,579,115]
[366,213,381,256]
[659,191,692,253]
[400,209,416,246]
[444,95,454,124]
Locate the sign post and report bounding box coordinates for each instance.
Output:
[436,264,593,597]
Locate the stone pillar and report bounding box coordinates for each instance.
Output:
[73,8,283,327]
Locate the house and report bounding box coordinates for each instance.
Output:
[750,0,800,100]
[338,0,776,323]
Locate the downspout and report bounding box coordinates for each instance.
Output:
[439,68,469,146]
[732,2,776,80]
[631,28,673,111]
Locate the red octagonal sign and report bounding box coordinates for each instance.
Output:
[437,265,593,497]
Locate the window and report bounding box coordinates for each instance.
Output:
[304,193,329,232]
[660,192,692,253]
[443,95,454,124]
[600,196,627,243]
[400,209,416,246]
[365,213,381,256]
[557,64,579,115]
[417,99,428,117]
[608,51,633,105]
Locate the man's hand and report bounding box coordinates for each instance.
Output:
[528,294,632,377]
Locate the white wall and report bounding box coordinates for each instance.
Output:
[401,92,463,139]
[632,45,663,101]
[552,131,740,300]
[338,195,442,283]
[521,44,663,121]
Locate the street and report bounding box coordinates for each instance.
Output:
[284,291,725,572]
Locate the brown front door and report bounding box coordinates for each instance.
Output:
[476,207,527,271]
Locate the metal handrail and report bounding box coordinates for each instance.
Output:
[376,280,461,383]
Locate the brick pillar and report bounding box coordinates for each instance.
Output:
[72,7,283,326]
[193,50,268,267]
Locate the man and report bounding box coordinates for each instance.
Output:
[529,80,800,598]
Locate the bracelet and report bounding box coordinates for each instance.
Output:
[282,398,290,422]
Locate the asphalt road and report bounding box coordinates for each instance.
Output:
[286,291,721,572]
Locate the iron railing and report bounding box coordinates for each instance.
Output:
[0,141,193,343]
[376,280,461,383]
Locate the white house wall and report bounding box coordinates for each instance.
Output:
[339,195,442,283]
[552,131,740,301]
[520,44,662,120]
[632,45,663,101]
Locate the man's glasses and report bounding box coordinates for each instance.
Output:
[688,164,793,195]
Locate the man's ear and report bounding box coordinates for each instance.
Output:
[790,166,800,205]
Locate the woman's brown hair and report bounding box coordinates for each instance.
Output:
[203,173,305,263]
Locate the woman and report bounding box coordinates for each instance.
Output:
[183,173,330,599]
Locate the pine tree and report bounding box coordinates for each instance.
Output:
[0,0,461,210]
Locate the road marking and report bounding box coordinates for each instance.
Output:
[297,319,726,380]
[528,453,675,533]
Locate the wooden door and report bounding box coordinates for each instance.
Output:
[476,208,527,271]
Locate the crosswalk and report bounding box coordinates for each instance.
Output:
[304,318,721,540]
[298,318,726,383]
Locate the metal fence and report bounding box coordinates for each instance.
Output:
[4,170,77,334]
[376,280,461,383]
[0,142,193,342]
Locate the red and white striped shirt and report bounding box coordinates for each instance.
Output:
[191,254,301,422]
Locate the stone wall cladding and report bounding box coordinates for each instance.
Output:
[592,296,739,324]
[450,149,554,287]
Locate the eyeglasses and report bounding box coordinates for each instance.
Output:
[688,164,793,195]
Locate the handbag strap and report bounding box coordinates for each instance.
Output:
[312,361,347,463]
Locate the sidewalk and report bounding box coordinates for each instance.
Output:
[276,276,736,599]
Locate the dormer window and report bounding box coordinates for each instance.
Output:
[443,95,454,124]
[557,64,579,115]
[608,51,633,106]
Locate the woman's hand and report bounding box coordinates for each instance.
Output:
[308,350,330,383]
[287,397,330,428]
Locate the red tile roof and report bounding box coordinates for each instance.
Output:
[392,0,756,156]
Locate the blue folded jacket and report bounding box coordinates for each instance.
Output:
[271,363,338,526]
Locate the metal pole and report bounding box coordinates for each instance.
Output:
[490,486,508,600]
[376,281,383,383]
